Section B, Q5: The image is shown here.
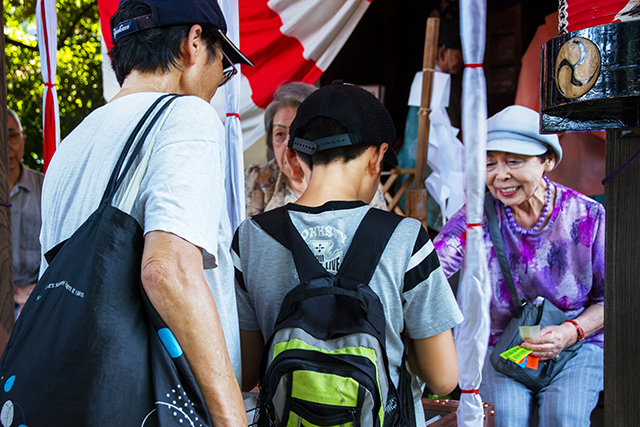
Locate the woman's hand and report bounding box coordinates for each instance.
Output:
[520,323,577,360]
[520,304,603,361]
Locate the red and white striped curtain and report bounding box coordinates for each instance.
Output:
[559,0,640,33]
[36,0,59,171]
[99,0,372,151]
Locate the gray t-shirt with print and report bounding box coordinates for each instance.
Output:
[233,201,463,425]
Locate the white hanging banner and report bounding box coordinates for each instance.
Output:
[36,0,60,171]
[456,0,492,426]
[220,0,246,231]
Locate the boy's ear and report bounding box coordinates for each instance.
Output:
[285,148,306,180]
[368,143,388,176]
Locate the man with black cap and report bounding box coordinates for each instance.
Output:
[233,81,463,426]
[39,0,252,425]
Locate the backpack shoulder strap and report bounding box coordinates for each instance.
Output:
[254,205,402,284]
[252,205,327,282]
[251,206,288,248]
[337,208,403,284]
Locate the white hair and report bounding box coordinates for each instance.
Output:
[7,108,23,132]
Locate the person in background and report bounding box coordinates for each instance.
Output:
[245,82,316,216]
[434,105,604,426]
[435,12,463,130]
[396,8,464,237]
[245,82,388,217]
[8,108,43,318]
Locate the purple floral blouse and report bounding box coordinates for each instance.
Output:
[434,182,605,348]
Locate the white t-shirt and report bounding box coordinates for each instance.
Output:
[40,92,241,381]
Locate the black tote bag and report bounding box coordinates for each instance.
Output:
[0,94,213,427]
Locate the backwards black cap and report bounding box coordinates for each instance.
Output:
[289,80,398,166]
[111,0,253,68]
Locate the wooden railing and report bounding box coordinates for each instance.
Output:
[381,168,415,215]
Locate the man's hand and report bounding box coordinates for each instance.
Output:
[14,283,36,318]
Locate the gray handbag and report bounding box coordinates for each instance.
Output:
[485,194,582,393]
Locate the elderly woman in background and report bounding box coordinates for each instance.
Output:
[245,82,315,216]
[245,81,388,216]
[434,105,604,426]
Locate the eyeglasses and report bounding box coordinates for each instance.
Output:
[218,48,238,87]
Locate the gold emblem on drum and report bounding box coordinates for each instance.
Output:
[555,37,601,99]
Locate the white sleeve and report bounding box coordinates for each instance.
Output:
[135,97,226,259]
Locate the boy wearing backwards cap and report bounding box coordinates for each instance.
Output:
[233,81,463,425]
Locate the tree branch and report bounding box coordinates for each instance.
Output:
[58,2,97,47]
[4,36,38,52]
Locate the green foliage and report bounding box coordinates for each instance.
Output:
[4,0,105,171]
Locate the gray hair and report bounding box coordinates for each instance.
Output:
[264,82,316,151]
[7,108,23,132]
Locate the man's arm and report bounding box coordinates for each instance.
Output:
[240,330,264,392]
[141,231,246,427]
[407,329,459,397]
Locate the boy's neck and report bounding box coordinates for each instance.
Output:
[295,159,377,208]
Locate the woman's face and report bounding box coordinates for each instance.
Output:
[272,106,298,179]
[486,151,555,207]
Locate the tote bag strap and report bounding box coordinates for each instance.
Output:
[101,94,182,207]
[484,192,522,309]
[113,96,181,213]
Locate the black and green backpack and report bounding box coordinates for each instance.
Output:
[253,205,416,427]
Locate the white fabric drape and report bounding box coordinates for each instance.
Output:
[456,0,492,426]
[408,71,466,224]
[219,0,246,231]
[36,0,60,170]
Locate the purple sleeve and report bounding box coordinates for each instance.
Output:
[590,205,605,306]
[433,207,468,279]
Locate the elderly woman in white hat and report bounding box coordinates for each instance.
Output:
[434,105,604,426]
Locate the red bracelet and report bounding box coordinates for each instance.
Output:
[565,320,585,341]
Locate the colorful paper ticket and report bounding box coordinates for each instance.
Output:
[525,355,539,370]
[499,346,522,360]
[499,345,540,370]
[507,346,533,363]
[519,325,541,340]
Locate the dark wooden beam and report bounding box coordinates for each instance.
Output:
[604,130,640,426]
[0,3,16,351]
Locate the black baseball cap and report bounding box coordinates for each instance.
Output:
[111,0,254,68]
[289,81,398,166]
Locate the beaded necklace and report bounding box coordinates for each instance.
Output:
[504,175,552,236]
